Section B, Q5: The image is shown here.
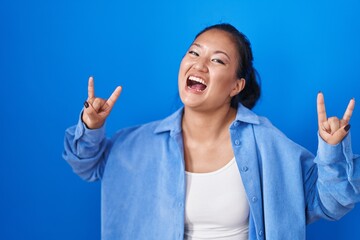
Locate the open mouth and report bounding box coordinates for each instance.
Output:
[187,76,207,92]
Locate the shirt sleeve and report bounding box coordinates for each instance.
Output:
[305,132,360,223]
[62,110,110,182]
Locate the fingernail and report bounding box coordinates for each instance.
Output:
[84,101,89,108]
[344,124,351,132]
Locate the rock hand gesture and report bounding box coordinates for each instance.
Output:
[82,76,122,129]
[317,92,355,145]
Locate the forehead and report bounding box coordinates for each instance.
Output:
[193,29,238,56]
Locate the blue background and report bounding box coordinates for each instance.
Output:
[1,0,360,239]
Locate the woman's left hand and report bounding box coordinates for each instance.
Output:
[317,92,355,145]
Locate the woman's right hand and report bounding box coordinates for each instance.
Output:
[82,76,122,129]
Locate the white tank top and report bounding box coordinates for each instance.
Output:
[184,158,249,240]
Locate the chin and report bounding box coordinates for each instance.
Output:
[180,98,202,109]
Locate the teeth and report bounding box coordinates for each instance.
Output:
[188,76,207,86]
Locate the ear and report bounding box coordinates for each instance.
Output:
[230,78,246,97]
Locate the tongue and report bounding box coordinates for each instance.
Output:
[191,83,206,91]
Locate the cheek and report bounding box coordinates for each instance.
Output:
[178,59,187,86]
[178,58,186,77]
[211,76,238,97]
[212,71,237,88]
[179,56,192,69]
[178,57,193,80]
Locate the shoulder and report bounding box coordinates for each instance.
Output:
[254,115,287,138]
[236,104,287,139]
[240,109,302,148]
[236,104,286,137]
[253,115,312,157]
[112,119,164,142]
[110,108,183,143]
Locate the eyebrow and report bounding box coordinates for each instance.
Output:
[192,42,231,60]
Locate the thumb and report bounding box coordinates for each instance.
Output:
[330,124,351,145]
[82,101,105,129]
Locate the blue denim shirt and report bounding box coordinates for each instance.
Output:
[63,105,360,240]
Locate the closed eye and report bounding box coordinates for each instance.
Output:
[188,50,199,56]
[212,58,225,65]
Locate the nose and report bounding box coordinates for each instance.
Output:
[193,58,208,72]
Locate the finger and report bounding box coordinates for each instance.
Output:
[340,119,348,128]
[82,102,99,123]
[106,86,122,109]
[329,124,351,145]
[321,121,331,134]
[92,98,106,112]
[317,92,327,125]
[328,117,340,135]
[83,103,96,119]
[342,98,355,122]
[88,76,95,100]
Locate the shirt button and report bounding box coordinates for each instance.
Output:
[258,230,263,236]
[241,166,248,172]
[252,196,258,202]
[233,121,239,127]
[234,140,240,146]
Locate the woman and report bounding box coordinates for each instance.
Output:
[63,23,359,239]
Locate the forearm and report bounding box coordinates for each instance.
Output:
[313,132,360,220]
[63,113,109,181]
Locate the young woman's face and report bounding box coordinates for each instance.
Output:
[178,29,245,111]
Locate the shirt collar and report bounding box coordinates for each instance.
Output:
[235,104,260,125]
[154,108,184,134]
[154,104,260,134]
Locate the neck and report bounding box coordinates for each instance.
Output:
[182,105,237,141]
